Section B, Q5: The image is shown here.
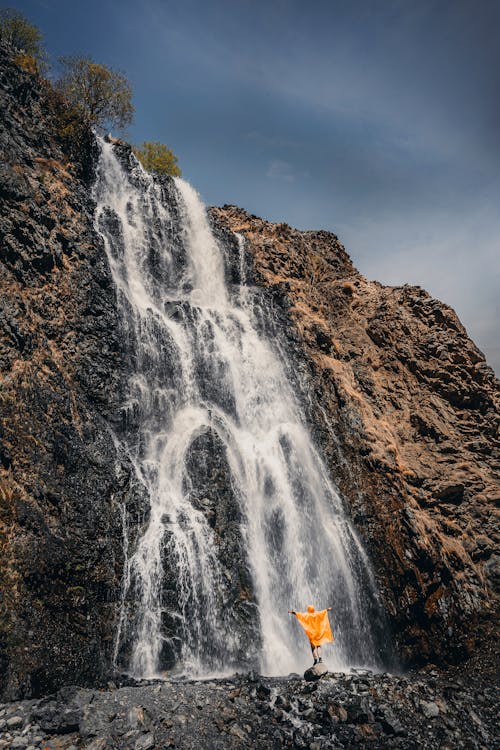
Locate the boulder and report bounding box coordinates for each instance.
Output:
[304,662,328,681]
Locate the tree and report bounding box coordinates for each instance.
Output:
[132,141,182,177]
[56,56,134,132]
[0,8,45,67]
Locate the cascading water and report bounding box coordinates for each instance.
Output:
[94,139,386,679]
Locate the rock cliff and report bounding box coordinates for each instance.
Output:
[0,44,138,699]
[0,41,498,703]
[211,205,499,665]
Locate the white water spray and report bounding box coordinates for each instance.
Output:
[94,140,384,678]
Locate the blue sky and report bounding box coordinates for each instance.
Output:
[12,0,500,372]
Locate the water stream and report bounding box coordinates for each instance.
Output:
[94,140,385,678]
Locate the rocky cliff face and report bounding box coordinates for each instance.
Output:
[0,45,138,699]
[211,206,499,665]
[1,41,498,703]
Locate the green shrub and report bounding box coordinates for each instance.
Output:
[0,8,43,57]
[133,141,182,177]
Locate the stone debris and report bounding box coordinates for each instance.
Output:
[0,662,497,750]
[134,733,155,750]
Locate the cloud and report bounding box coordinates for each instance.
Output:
[244,130,302,150]
[267,159,295,182]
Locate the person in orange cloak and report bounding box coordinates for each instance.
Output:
[288,604,334,665]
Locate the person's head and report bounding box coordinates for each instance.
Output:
[307,604,315,613]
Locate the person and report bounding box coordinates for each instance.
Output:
[288,604,334,665]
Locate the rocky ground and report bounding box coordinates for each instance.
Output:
[0,652,498,750]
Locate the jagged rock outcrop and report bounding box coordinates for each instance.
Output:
[211,205,499,665]
[0,45,138,699]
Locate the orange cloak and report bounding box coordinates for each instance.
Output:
[294,609,334,647]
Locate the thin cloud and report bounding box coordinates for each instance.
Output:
[245,130,302,150]
[267,159,295,182]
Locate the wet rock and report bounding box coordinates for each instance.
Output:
[126,706,147,730]
[345,695,374,724]
[274,694,291,712]
[228,724,247,740]
[293,724,314,747]
[11,669,473,750]
[85,739,108,750]
[256,682,271,698]
[378,706,405,735]
[327,702,348,723]
[32,701,81,735]
[304,663,328,681]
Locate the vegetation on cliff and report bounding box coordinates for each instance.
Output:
[1,6,181,174]
[132,141,182,177]
[0,8,45,71]
[55,56,134,132]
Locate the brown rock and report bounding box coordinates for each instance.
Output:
[0,44,136,699]
[212,204,499,666]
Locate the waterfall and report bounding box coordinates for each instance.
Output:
[94,139,386,679]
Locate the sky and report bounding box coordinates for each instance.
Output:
[10,0,500,373]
